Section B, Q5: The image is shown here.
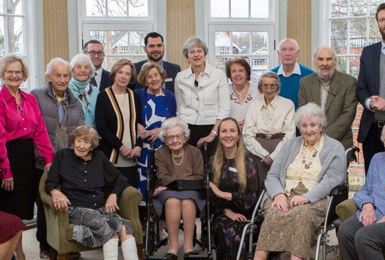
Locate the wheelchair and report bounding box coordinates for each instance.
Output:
[144,143,214,259]
[236,146,360,260]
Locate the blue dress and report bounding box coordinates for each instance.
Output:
[135,88,176,204]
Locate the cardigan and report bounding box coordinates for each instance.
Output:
[264,135,346,204]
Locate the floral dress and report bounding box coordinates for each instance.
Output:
[212,154,261,260]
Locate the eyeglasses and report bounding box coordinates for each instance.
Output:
[86,51,104,56]
[5,70,22,76]
[166,134,184,141]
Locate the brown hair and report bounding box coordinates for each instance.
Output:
[0,54,29,81]
[137,62,167,86]
[225,58,251,81]
[110,59,137,84]
[70,125,100,149]
[376,3,385,21]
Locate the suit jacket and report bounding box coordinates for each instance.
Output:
[298,70,358,149]
[134,60,181,92]
[357,42,382,142]
[99,69,113,92]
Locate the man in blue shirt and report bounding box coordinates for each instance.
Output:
[271,38,314,109]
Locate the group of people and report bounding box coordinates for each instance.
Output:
[1,3,385,260]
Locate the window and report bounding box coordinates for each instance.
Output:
[79,0,155,68]
[206,0,277,84]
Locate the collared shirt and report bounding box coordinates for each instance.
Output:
[320,80,331,112]
[0,86,54,180]
[94,67,103,88]
[242,95,295,159]
[175,62,230,125]
[382,41,385,55]
[276,62,301,77]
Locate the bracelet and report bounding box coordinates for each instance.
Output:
[210,130,217,136]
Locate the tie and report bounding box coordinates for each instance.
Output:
[90,72,97,87]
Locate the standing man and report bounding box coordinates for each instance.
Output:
[83,39,113,91]
[271,38,314,109]
[135,32,181,92]
[357,3,385,172]
[299,46,358,149]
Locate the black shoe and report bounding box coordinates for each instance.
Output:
[166,252,178,260]
[184,250,199,257]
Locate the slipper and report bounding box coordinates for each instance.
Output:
[165,252,178,260]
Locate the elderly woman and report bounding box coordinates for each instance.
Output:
[153,117,204,259]
[253,103,346,260]
[175,37,230,157]
[337,126,385,260]
[135,62,176,203]
[95,59,142,188]
[226,58,260,128]
[242,71,295,185]
[210,117,260,260]
[45,126,138,260]
[69,53,99,127]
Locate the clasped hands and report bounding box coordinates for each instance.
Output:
[119,145,141,159]
[271,193,309,213]
[369,95,385,111]
[359,203,385,226]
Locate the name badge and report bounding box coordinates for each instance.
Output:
[229,166,237,173]
[165,78,173,82]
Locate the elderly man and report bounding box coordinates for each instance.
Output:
[356,3,385,172]
[31,58,84,258]
[134,32,181,92]
[271,38,314,109]
[299,47,357,149]
[83,39,113,91]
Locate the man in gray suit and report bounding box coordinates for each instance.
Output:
[299,46,358,149]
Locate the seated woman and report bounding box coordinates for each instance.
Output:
[45,126,138,260]
[210,117,260,260]
[152,117,205,259]
[338,126,385,260]
[0,211,25,260]
[254,103,346,260]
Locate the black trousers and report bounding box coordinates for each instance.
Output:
[362,123,385,173]
[117,166,139,189]
[187,124,218,160]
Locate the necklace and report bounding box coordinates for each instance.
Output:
[172,152,184,166]
[232,84,250,103]
[301,142,318,169]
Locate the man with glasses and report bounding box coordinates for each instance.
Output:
[298,46,358,149]
[83,39,113,91]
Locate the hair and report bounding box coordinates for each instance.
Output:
[212,117,247,192]
[277,38,300,52]
[144,32,164,46]
[313,46,337,62]
[0,54,29,81]
[70,125,100,149]
[294,102,327,130]
[225,58,251,81]
[257,71,281,93]
[376,3,385,21]
[159,117,190,143]
[45,57,71,77]
[182,37,209,59]
[83,39,104,51]
[109,59,137,84]
[70,53,96,78]
[137,62,167,86]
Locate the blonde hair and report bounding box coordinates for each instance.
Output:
[212,117,247,192]
[0,54,29,81]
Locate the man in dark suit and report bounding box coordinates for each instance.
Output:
[83,39,113,92]
[299,46,358,150]
[134,32,181,92]
[357,3,385,172]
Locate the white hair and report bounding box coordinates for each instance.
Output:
[277,38,299,52]
[70,53,96,78]
[294,102,327,130]
[45,57,71,77]
[159,117,190,142]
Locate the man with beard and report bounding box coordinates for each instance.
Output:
[356,3,385,172]
[134,32,181,92]
[298,46,357,149]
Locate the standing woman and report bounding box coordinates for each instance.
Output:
[135,62,176,202]
[95,59,142,188]
[226,58,260,128]
[175,37,230,156]
[69,53,99,127]
[0,54,54,219]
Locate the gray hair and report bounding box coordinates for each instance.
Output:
[70,53,96,78]
[159,117,190,142]
[45,57,71,77]
[70,125,100,150]
[182,37,208,59]
[0,54,29,81]
[277,38,299,52]
[294,102,327,130]
[257,71,281,93]
[313,46,337,63]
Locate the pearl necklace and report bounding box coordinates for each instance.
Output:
[172,152,184,166]
[301,143,318,169]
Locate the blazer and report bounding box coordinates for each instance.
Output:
[298,70,358,149]
[356,42,382,142]
[264,135,346,204]
[99,69,113,92]
[134,60,181,92]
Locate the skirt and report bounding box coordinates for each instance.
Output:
[152,190,206,218]
[0,211,25,243]
[69,206,134,248]
[0,139,38,219]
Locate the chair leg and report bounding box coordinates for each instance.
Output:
[49,247,58,260]
[58,254,70,260]
[137,244,143,260]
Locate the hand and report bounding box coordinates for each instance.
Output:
[271,193,290,213]
[359,203,376,226]
[153,186,167,197]
[370,96,385,111]
[224,208,248,222]
[1,177,14,191]
[238,120,245,129]
[197,134,216,147]
[290,195,309,208]
[146,128,161,143]
[51,189,71,212]
[44,163,52,172]
[105,193,119,214]
[119,145,132,158]
[129,146,142,158]
[261,155,273,166]
[209,182,223,198]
